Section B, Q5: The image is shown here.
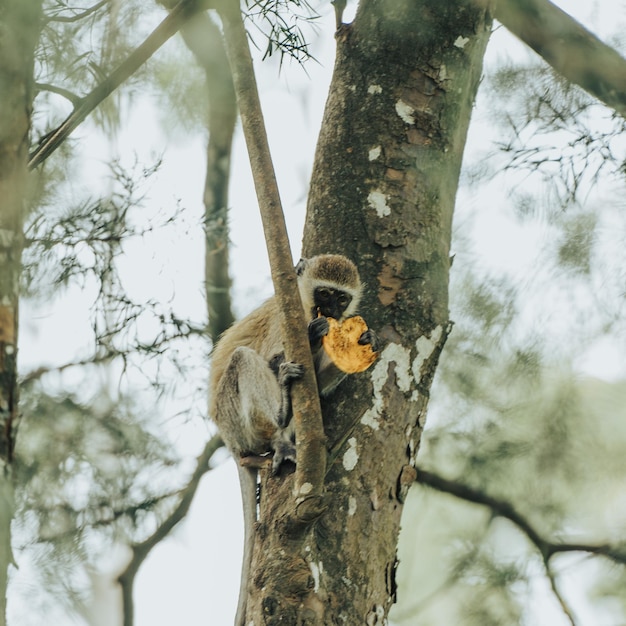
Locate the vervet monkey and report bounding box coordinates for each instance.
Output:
[209,254,378,625]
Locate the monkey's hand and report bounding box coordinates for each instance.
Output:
[277,361,304,427]
[277,360,305,385]
[308,316,330,347]
[271,439,297,475]
[358,328,380,353]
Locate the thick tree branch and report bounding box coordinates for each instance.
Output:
[118,434,222,626]
[182,12,237,341]
[218,0,326,522]
[155,1,236,341]
[28,0,209,170]
[487,0,626,118]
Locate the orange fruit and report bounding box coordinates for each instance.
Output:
[322,315,378,373]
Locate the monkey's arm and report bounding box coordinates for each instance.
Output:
[268,353,304,429]
[308,315,329,349]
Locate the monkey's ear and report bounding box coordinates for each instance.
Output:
[295,258,308,275]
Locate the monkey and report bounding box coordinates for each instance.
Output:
[208,254,378,626]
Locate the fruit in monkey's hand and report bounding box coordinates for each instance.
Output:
[322,315,379,373]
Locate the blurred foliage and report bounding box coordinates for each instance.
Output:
[10,1,626,625]
[13,383,182,623]
[35,0,153,139]
[23,157,208,381]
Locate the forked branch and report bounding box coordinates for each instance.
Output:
[118,434,223,626]
[417,467,626,626]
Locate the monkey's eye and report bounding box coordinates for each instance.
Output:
[338,293,351,308]
[317,288,331,301]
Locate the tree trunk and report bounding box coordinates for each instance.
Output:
[243,1,492,623]
[158,0,237,344]
[0,1,43,623]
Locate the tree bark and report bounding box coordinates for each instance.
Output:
[243,0,492,622]
[0,1,43,622]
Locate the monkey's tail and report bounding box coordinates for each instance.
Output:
[235,464,257,626]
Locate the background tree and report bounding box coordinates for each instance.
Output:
[0,2,43,623]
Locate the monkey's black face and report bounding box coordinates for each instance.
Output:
[312,286,352,320]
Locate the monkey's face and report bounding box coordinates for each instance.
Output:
[312,286,353,321]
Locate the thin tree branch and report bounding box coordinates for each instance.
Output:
[20,323,207,385]
[416,468,626,565]
[35,82,82,106]
[45,0,110,24]
[28,0,210,170]
[217,0,326,523]
[118,434,223,626]
[544,558,577,626]
[20,353,116,385]
[483,0,626,118]
[31,489,186,544]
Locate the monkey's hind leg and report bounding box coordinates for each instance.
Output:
[217,346,283,455]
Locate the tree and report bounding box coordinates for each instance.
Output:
[2,0,626,624]
[0,2,43,624]
[201,0,626,622]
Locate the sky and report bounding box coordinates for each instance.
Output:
[12,0,626,625]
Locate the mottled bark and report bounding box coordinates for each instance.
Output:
[0,1,43,622]
[241,1,492,623]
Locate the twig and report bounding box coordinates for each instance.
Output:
[118,434,223,626]
[20,355,115,385]
[20,323,207,385]
[543,558,576,626]
[218,0,326,523]
[29,0,208,170]
[45,0,110,24]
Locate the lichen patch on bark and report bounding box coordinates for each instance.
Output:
[342,437,359,470]
[394,99,415,125]
[367,190,391,217]
[412,325,443,382]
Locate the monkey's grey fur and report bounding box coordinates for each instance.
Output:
[209,254,377,626]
